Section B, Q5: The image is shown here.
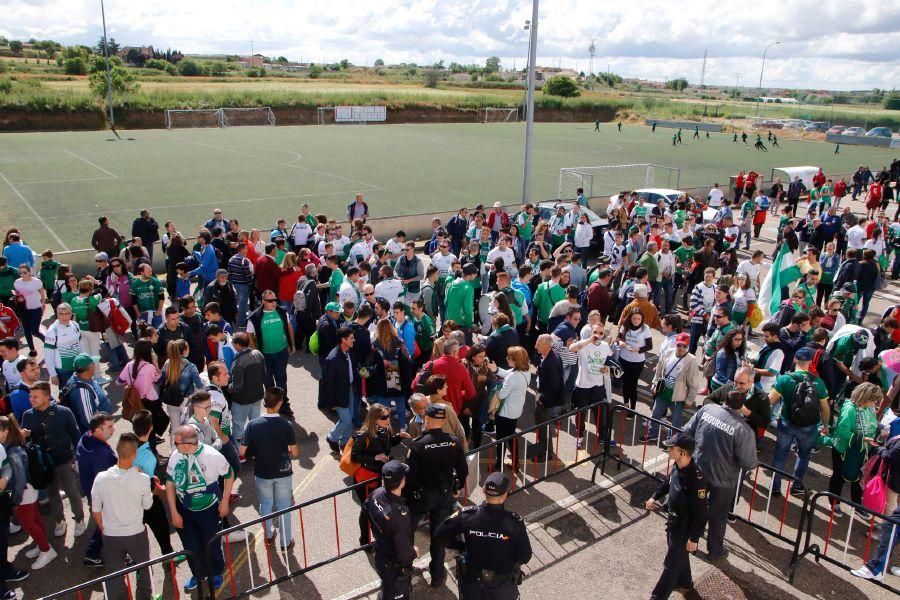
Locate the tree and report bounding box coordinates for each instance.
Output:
[597,72,622,87]
[89,66,138,97]
[0,37,8,46]
[485,56,501,73]
[145,58,172,71]
[124,48,146,67]
[95,37,120,56]
[208,61,228,76]
[433,59,445,69]
[666,78,689,91]
[374,58,385,67]
[543,75,580,97]
[177,60,204,76]
[339,59,351,70]
[308,64,323,79]
[884,93,900,111]
[424,69,441,88]
[276,56,288,64]
[63,57,88,75]
[90,55,123,73]
[8,41,23,55]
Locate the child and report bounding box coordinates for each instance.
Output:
[204,324,235,372]
[38,250,60,296]
[174,262,192,300]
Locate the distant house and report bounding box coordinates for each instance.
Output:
[237,54,265,68]
[118,46,154,64]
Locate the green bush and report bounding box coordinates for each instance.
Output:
[89,67,139,97]
[208,62,228,76]
[144,58,172,71]
[543,76,580,98]
[178,60,204,76]
[89,55,123,73]
[885,94,900,111]
[308,65,323,79]
[247,66,266,78]
[423,70,440,88]
[0,80,11,94]
[63,57,87,75]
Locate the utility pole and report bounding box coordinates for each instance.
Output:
[588,40,596,76]
[521,0,539,204]
[756,41,780,116]
[99,0,117,136]
[700,49,707,88]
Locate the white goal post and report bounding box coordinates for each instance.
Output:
[557,163,682,202]
[165,107,276,129]
[479,107,519,123]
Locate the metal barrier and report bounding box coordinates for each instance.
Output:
[204,399,612,600]
[41,550,194,600]
[790,491,900,594]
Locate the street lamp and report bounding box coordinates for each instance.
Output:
[756,41,780,116]
[99,0,118,136]
[522,0,539,203]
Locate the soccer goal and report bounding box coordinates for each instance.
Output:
[220,107,276,127]
[557,163,682,202]
[479,107,519,123]
[164,109,224,129]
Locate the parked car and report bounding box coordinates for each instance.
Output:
[826,125,846,134]
[803,122,829,132]
[755,120,783,129]
[537,202,608,242]
[865,127,893,138]
[843,127,865,136]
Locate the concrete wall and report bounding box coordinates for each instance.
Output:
[644,119,723,132]
[825,133,892,148]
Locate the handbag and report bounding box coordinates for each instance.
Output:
[308,330,320,355]
[702,356,717,380]
[121,384,144,422]
[339,437,361,477]
[861,458,888,514]
[654,355,685,398]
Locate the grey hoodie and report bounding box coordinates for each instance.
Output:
[684,403,758,488]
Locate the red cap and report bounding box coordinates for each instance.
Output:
[675,333,691,346]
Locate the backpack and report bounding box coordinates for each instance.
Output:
[293,279,315,313]
[24,441,55,489]
[787,373,821,427]
[158,365,188,407]
[412,361,435,394]
[108,299,131,336]
[772,304,796,329]
[807,347,824,377]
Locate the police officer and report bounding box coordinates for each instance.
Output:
[366,460,417,600]
[645,432,709,600]
[435,472,532,599]
[406,402,468,587]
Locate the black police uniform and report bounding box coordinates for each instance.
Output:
[366,486,417,600]
[650,458,709,600]
[406,427,468,582]
[435,502,532,599]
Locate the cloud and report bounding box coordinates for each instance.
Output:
[2,0,898,89]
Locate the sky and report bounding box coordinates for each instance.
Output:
[3,0,899,90]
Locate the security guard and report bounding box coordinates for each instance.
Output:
[435,472,532,599]
[366,460,417,600]
[406,402,468,587]
[645,432,709,600]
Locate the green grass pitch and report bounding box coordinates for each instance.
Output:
[0,122,891,252]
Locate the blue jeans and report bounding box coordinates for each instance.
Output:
[56,369,74,389]
[648,397,684,437]
[858,289,875,323]
[233,283,250,327]
[176,503,223,581]
[278,301,297,331]
[659,278,673,314]
[688,321,706,355]
[231,401,261,445]
[864,504,900,575]
[771,419,818,493]
[735,227,752,249]
[372,395,407,431]
[328,405,354,447]
[264,348,289,394]
[21,307,44,352]
[255,476,293,546]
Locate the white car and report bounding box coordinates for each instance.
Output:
[843,127,865,136]
[537,201,607,230]
[607,188,684,211]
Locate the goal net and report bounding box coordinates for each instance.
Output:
[479,107,519,123]
[165,109,224,129]
[557,163,681,202]
[221,107,276,127]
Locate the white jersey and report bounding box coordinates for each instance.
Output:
[736,260,761,290]
[708,187,724,208]
[289,222,313,247]
[575,341,612,388]
[374,278,404,306]
[431,252,457,276]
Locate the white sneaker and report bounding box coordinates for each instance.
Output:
[576,437,585,450]
[25,547,40,559]
[8,523,21,534]
[31,547,57,569]
[53,521,66,538]
[226,529,247,542]
[892,566,900,577]
[850,565,884,582]
[73,520,88,537]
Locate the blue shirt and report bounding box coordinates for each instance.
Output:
[135,442,158,481]
[511,281,533,316]
[3,243,33,270]
[394,319,416,356]
[190,244,218,281]
[175,276,191,299]
[9,382,31,422]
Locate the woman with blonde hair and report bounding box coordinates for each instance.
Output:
[369,319,414,431]
[823,382,880,515]
[348,404,409,547]
[490,345,531,470]
[160,339,203,440]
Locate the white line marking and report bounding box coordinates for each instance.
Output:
[0,171,70,251]
[63,149,118,178]
[169,135,381,190]
[17,176,116,185]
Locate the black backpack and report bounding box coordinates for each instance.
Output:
[24,441,55,489]
[788,373,821,427]
[159,365,187,407]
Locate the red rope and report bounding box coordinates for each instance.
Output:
[299,507,309,569]
[225,533,237,597]
[333,496,342,557]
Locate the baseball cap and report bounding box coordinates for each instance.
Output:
[424,403,447,419]
[324,302,341,312]
[73,353,100,371]
[841,282,856,292]
[94,252,109,262]
[662,432,695,453]
[216,268,228,277]
[484,472,510,497]
[675,333,691,346]
[381,460,409,486]
[852,329,870,348]
[794,347,814,362]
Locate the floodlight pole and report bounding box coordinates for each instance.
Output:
[756,41,780,116]
[99,0,117,133]
[522,0,539,203]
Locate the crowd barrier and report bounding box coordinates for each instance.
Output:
[790,491,900,594]
[41,550,194,600]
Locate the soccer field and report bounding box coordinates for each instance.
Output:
[0,122,892,253]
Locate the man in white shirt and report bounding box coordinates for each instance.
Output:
[384,231,406,262]
[846,219,868,250]
[289,217,312,251]
[570,325,612,448]
[656,240,676,314]
[708,183,724,208]
[338,267,365,309]
[91,433,153,600]
[430,243,457,276]
[736,250,765,291]
[486,236,517,274]
[374,265,404,306]
[347,232,372,267]
[0,338,23,391]
[752,324,784,394]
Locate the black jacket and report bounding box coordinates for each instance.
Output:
[537,349,565,408]
[22,402,80,465]
[787,180,807,201]
[703,383,771,431]
[202,281,238,324]
[316,314,339,359]
[350,428,402,473]
[485,326,519,370]
[131,216,160,245]
[228,348,266,405]
[319,347,359,409]
[155,321,198,364]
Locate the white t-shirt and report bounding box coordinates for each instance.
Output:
[708,188,724,208]
[736,260,761,289]
[757,347,784,393]
[2,356,23,389]
[289,222,312,247]
[661,353,687,389]
[575,341,612,388]
[13,278,43,310]
[618,325,653,362]
[864,238,885,256]
[486,247,516,271]
[657,251,675,280]
[384,238,405,258]
[374,278,404,306]
[431,252,457,276]
[91,466,153,536]
[846,225,867,250]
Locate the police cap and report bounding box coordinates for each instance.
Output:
[381,460,409,486]
[484,472,510,496]
[662,432,695,453]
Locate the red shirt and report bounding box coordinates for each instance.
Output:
[254,255,282,296]
[868,183,882,201]
[834,180,847,197]
[813,171,826,188]
[747,171,759,186]
[735,175,745,191]
[278,269,303,303]
[0,306,19,337]
[429,355,476,415]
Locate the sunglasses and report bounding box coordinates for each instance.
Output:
[675,343,688,348]
[263,297,276,303]
[377,415,390,421]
